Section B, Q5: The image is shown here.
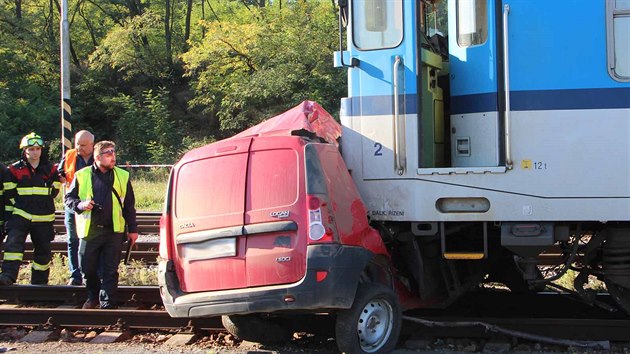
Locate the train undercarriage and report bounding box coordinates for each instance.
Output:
[376,221,630,315]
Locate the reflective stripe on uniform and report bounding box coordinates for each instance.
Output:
[3,182,16,190]
[5,205,14,212]
[16,187,51,196]
[4,252,23,261]
[12,208,55,222]
[32,261,50,271]
[52,181,61,189]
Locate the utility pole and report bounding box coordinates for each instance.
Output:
[60,0,72,155]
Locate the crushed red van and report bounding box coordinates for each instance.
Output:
[159,101,405,353]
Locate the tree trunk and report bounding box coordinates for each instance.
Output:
[125,0,143,16]
[14,0,22,19]
[184,0,193,44]
[165,0,172,65]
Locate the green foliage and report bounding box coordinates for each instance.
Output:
[0,47,59,163]
[0,0,347,164]
[183,0,345,136]
[90,11,171,81]
[109,88,182,164]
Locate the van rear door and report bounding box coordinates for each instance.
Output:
[172,138,251,292]
[244,136,307,287]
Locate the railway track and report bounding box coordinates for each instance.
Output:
[1,286,629,342]
[20,241,160,263]
[53,210,161,235]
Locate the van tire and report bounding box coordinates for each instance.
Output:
[221,314,292,344]
[335,283,401,354]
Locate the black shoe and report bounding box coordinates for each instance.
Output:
[67,278,83,286]
[0,274,14,286]
[100,304,118,310]
[82,299,99,309]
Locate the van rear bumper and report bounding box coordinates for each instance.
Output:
[158,244,372,318]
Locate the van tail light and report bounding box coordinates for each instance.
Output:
[159,214,172,259]
[307,195,335,243]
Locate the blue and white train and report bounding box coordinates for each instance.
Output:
[335,0,630,312]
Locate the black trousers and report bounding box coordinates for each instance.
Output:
[1,217,53,284]
[79,232,124,308]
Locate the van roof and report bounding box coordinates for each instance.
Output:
[177,101,341,167]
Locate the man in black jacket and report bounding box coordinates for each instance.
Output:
[65,141,137,309]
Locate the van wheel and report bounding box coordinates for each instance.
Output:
[335,284,402,354]
[221,314,292,344]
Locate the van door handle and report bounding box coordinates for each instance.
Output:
[503,4,513,170]
[393,55,406,175]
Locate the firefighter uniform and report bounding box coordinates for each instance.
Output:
[0,134,60,285]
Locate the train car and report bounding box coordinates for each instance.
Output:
[336,0,630,313]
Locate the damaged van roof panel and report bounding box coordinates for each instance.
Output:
[231,100,342,146]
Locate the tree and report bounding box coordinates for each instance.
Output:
[183,0,345,136]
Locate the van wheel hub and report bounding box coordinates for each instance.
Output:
[357,299,393,352]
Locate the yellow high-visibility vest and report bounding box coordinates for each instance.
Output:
[74,167,129,238]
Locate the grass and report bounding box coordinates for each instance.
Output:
[16,254,158,286]
[54,167,169,212]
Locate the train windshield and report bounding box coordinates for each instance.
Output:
[352,0,403,50]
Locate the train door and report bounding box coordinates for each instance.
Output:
[340,0,418,178]
[445,0,506,171]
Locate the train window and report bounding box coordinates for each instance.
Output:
[607,0,630,81]
[352,0,403,50]
[456,0,487,47]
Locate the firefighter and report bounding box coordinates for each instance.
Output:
[0,133,61,285]
[58,130,95,285]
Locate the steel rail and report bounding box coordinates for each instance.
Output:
[53,211,161,235]
[0,307,222,330]
[0,287,629,342]
[19,242,160,263]
[0,285,162,305]
[403,316,630,342]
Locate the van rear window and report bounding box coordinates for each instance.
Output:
[175,154,247,218]
[247,149,298,210]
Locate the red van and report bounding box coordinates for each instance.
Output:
[159,102,404,353]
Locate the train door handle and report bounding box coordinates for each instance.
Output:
[393,55,406,175]
[503,4,513,169]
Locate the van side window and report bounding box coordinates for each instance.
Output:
[353,0,403,50]
[456,0,487,47]
[305,145,327,195]
[607,0,630,81]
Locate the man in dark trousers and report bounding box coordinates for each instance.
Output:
[65,141,138,309]
[58,130,94,285]
[0,133,61,285]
